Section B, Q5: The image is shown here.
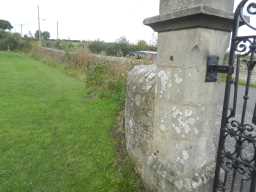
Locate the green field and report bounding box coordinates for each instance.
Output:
[0,52,138,192]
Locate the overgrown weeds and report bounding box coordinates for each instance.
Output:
[30,47,141,104]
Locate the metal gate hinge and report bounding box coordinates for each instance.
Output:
[205,55,234,82]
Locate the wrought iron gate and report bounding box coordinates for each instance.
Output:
[213,0,256,192]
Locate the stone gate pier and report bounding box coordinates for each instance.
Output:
[125,0,234,191]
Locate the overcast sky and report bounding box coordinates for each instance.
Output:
[0,0,251,44]
[0,0,159,43]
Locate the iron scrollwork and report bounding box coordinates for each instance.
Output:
[213,0,256,192]
[235,38,254,56]
[240,1,256,30]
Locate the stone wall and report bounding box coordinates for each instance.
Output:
[125,29,230,192]
[32,47,153,67]
[125,0,234,191]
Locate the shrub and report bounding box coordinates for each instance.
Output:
[85,62,126,104]
[65,50,95,71]
[88,40,106,54]
[29,47,145,104]
[88,40,157,57]
[0,31,32,51]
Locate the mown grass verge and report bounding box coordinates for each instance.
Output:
[0,51,144,192]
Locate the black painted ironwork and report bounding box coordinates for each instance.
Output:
[213,1,256,192]
[206,55,234,82]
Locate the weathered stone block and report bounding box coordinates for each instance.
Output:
[125,65,157,170]
[125,64,219,192]
[158,28,230,68]
[160,0,233,15]
[126,0,234,191]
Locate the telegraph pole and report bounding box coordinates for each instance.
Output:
[20,24,23,37]
[57,21,59,40]
[37,5,42,44]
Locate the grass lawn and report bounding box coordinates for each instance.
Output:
[0,52,138,192]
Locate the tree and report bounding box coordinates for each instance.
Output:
[42,31,50,40]
[116,36,129,45]
[35,30,40,40]
[0,20,13,31]
[0,32,31,51]
[137,40,148,50]
[88,40,106,54]
[35,30,50,40]
[115,37,130,56]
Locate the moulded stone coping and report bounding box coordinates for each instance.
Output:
[143,5,234,32]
